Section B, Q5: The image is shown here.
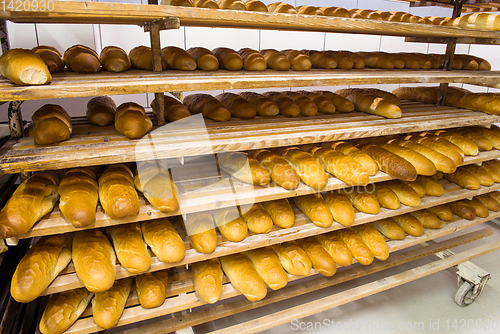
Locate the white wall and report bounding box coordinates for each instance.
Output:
[1,0,499,122]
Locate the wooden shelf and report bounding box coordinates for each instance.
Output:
[39,180,500,296]
[62,215,500,334]
[1,69,500,103]
[2,102,500,175]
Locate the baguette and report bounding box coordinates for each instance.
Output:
[39,288,93,334]
[188,47,219,71]
[322,191,355,226]
[161,0,193,5]
[380,143,437,176]
[321,50,354,69]
[449,200,477,220]
[115,102,153,139]
[216,92,257,119]
[296,237,337,277]
[107,223,151,274]
[246,247,288,289]
[238,92,279,117]
[444,168,481,190]
[272,241,312,276]
[282,49,312,71]
[337,228,374,265]
[32,104,72,145]
[416,175,444,197]
[241,203,274,234]
[261,199,295,229]
[63,44,101,73]
[314,91,355,112]
[141,218,185,263]
[321,6,350,18]
[383,180,421,207]
[184,212,217,253]
[370,218,406,240]
[220,253,268,301]
[296,5,323,15]
[304,50,337,69]
[403,180,426,197]
[151,94,191,123]
[335,89,402,118]
[409,136,463,166]
[86,96,116,126]
[392,214,424,236]
[238,48,267,71]
[192,258,223,303]
[218,0,246,10]
[135,161,179,213]
[282,91,318,116]
[435,131,479,156]
[293,194,333,228]
[423,134,465,157]
[11,234,72,303]
[411,209,442,229]
[262,91,301,117]
[245,0,267,11]
[32,45,64,74]
[357,52,394,69]
[373,186,400,210]
[0,171,59,239]
[446,13,500,31]
[129,45,166,71]
[161,46,197,70]
[360,88,401,106]
[336,50,366,69]
[92,277,133,329]
[466,198,489,218]
[183,93,232,122]
[278,147,328,189]
[297,90,336,114]
[211,207,248,242]
[267,2,297,13]
[473,127,500,149]
[392,86,438,104]
[99,164,140,219]
[361,144,417,181]
[427,204,454,221]
[260,49,290,71]
[343,188,380,215]
[475,194,500,212]
[58,167,99,228]
[212,47,243,70]
[135,270,169,308]
[218,152,271,186]
[456,131,492,151]
[325,142,378,176]
[354,224,389,261]
[72,229,116,292]
[99,46,131,72]
[251,149,300,190]
[461,165,494,186]
[489,190,500,203]
[316,232,352,267]
[483,161,500,182]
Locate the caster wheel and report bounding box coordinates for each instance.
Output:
[454,281,477,307]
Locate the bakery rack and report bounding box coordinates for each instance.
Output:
[2,0,500,333]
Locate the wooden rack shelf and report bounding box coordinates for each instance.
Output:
[2,102,499,175]
[1,70,500,103]
[62,215,500,334]
[40,179,500,296]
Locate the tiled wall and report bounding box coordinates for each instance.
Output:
[1,0,499,122]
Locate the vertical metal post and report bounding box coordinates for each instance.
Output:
[0,19,10,52]
[149,21,166,126]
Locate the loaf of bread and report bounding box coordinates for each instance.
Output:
[416,175,444,196]
[238,92,280,117]
[411,209,442,229]
[245,0,268,11]
[482,161,500,183]
[86,96,116,126]
[297,237,336,277]
[361,144,417,181]
[218,0,246,10]
[11,234,72,303]
[473,127,500,149]
[436,131,479,156]
[484,159,500,174]
[32,45,64,74]
[213,47,243,70]
[282,49,312,71]
[129,45,166,71]
[444,168,481,190]
[404,180,426,197]
[321,6,350,17]
[220,253,268,301]
[392,87,438,104]
[297,90,336,114]
[184,212,217,253]
[424,134,465,158]
[32,104,72,145]
[192,258,223,303]
[335,89,402,118]
[360,88,401,106]
[296,5,323,15]
[337,228,374,265]
[282,91,318,116]
[241,203,274,233]
[238,48,267,71]
[466,198,489,218]
[374,185,400,210]
[151,94,191,123]
[344,188,380,215]
[211,207,248,242]
[246,247,288,289]
[262,91,301,117]
[392,214,424,236]
[161,46,197,70]
[39,288,93,334]
[354,224,389,261]
[314,91,355,113]
[427,204,454,221]
[261,199,295,229]
[268,2,297,13]
[92,277,133,329]
[450,200,477,220]
[410,135,464,166]
[278,147,328,189]
[336,50,366,69]
[161,0,193,5]
[272,241,312,276]
[489,190,500,204]
[475,194,500,212]
[350,9,382,20]
[446,13,500,31]
[260,49,291,71]
[188,47,219,71]
[72,229,116,292]
[183,93,232,121]
[461,165,494,186]
[219,152,271,186]
[384,180,421,207]
[64,44,101,73]
[141,217,186,262]
[99,164,140,219]
[316,232,352,267]
[135,270,169,308]
[325,142,378,176]
[115,102,153,139]
[371,218,406,240]
[58,167,99,228]
[304,50,337,69]
[99,46,131,72]
[380,143,436,176]
[108,223,151,274]
[357,51,394,69]
[293,194,333,228]
[0,171,59,239]
[216,92,257,119]
[250,149,300,189]
[322,191,355,226]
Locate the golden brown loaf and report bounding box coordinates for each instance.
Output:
[476,194,500,211]
[428,204,454,221]
[261,199,295,229]
[326,142,379,176]
[141,217,186,262]
[99,46,131,72]
[321,6,350,17]
[32,45,64,74]
[424,134,465,157]
[449,200,477,220]
[409,136,463,166]
[282,91,318,116]
[218,0,246,10]
[335,88,402,118]
[245,0,267,11]
[357,51,394,69]
[58,167,99,228]
[297,90,336,114]
[315,91,355,113]
[337,228,374,265]
[465,198,489,218]
[184,211,218,253]
[183,93,232,121]
[484,159,500,174]
[322,191,355,226]
[404,180,426,197]
[297,237,336,277]
[219,152,271,186]
[473,127,500,149]
[251,149,300,189]
[361,144,417,181]
[246,247,288,289]
[321,51,354,70]
[11,234,72,303]
[220,253,268,301]
[92,277,133,329]
[216,92,257,119]
[0,171,59,239]
[279,147,328,189]
[86,96,117,126]
[272,241,312,276]
[192,259,223,303]
[114,102,153,139]
[161,46,197,70]
[213,47,243,70]
[304,50,337,69]
[238,92,280,117]
[360,88,401,106]
[354,224,389,261]
[371,218,406,240]
[99,164,140,219]
[107,223,151,274]
[393,214,424,236]
[135,270,169,308]
[241,203,274,234]
[344,188,380,215]
[462,165,494,186]
[260,49,291,71]
[416,175,444,196]
[316,232,352,267]
[129,45,166,71]
[336,50,366,69]
[296,5,323,15]
[262,91,301,117]
[446,13,500,31]
[411,209,442,229]
[135,161,179,213]
[161,0,193,5]
[39,288,93,334]
[436,131,479,156]
[64,44,101,73]
[383,180,421,207]
[32,104,72,145]
[282,49,312,71]
[188,47,219,71]
[380,143,437,176]
[211,207,248,242]
[72,229,116,292]
[373,185,400,210]
[238,48,267,71]
[293,194,333,228]
[444,168,481,190]
[392,86,438,104]
[268,2,297,13]
[151,94,191,123]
